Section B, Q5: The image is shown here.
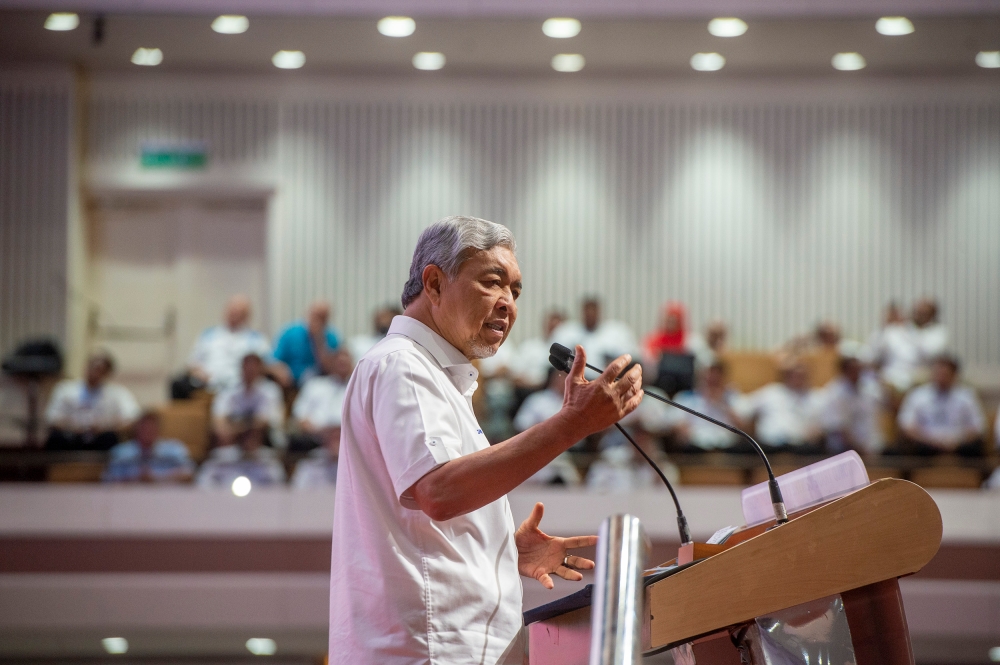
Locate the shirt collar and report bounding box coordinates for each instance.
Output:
[388,316,480,391]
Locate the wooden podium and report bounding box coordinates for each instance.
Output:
[526,479,942,664]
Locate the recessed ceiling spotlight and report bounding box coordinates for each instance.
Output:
[378,16,415,37]
[101,638,129,655]
[976,51,1000,68]
[272,50,305,69]
[551,53,585,72]
[246,638,277,656]
[832,52,866,71]
[875,17,914,36]
[690,52,725,71]
[44,12,79,31]
[231,475,252,496]
[212,15,249,34]
[708,18,747,37]
[542,18,581,39]
[413,52,445,71]
[131,48,163,66]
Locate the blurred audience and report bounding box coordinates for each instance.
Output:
[185,295,286,392]
[911,298,949,365]
[45,351,139,451]
[512,368,582,486]
[668,360,746,452]
[289,349,351,452]
[586,428,678,493]
[211,353,285,448]
[812,345,885,455]
[510,310,566,389]
[739,359,823,453]
[643,301,689,360]
[687,320,728,369]
[897,354,985,456]
[196,425,286,488]
[273,300,341,387]
[348,306,400,361]
[551,297,637,367]
[869,301,920,392]
[291,426,341,490]
[102,411,194,483]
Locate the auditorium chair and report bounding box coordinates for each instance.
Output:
[909,465,983,489]
[719,351,779,394]
[803,347,839,387]
[46,461,104,482]
[157,398,211,462]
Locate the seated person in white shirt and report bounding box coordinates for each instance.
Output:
[195,425,286,488]
[102,411,194,483]
[869,301,922,393]
[211,353,286,448]
[45,351,140,451]
[669,360,747,453]
[897,354,985,457]
[510,310,567,391]
[289,349,351,452]
[184,295,289,393]
[347,305,401,361]
[291,428,341,490]
[812,348,885,455]
[739,360,823,454]
[912,298,949,367]
[552,296,638,368]
[511,368,583,486]
[586,427,678,494]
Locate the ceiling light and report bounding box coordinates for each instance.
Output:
[989,646,1000,662]
[101,638,129,655]
[212,15,249,34]
[246,638,277,656]
[44,12,79,31]
[832,52,866,70]
[551,53,585,72]
[412,52,445,71]
[690,52,725,71]
[542,18,581,39]
[231,476,252,496]
[131,48,163,66]
[272,50,305,69]
[378,16,415,37]
[976,51,1000,68]
[875,17,914,36]
[708,18,747,37]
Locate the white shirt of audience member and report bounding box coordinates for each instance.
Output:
[211,377,285,446]
[189,325,272,391]
[551,319,638,367]
[667,389,743,450]
[195,444,286,488]
[292,375,347,430]
[511,337,555,387]
[913,322,948,362]
[512,387,583,485]
[291,449,339,489]
[897,383,985,446]
[329,316,522,665]
[586,443,678,494]
[869,322,921,391]
[739,383,820,446]
[45,380,140,431]
[812,374,885,454]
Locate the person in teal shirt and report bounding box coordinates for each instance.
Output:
[274,301,341,386]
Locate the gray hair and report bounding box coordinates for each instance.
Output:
[401,216,516,309]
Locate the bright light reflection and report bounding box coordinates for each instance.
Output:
[832,52,866,71]
[412,52,445,70]
[102,637,129,655]
[551,53,585,72]
[45,13,79,31]
[976,51,1000,68]
[231,476,252,496]
[542,18,581,38]
[246,638,277,656]
[875,16,914,36]
[377,16,415,37]
[272,50,305,69]
[212,15,249,34]
[690,52,725,71]
[131,48,163,66]
[708,18,747,37]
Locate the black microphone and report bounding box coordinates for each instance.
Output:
[550,343,789,527]
[548,350,693,545]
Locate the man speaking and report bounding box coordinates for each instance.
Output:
[329,216,644,664]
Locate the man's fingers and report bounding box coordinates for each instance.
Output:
[555,567,584,582]
[537,572,555,589]
[600,354,632,384]
[562,535,598,549]
[568,346,588,382]
[622,390,644,415]
[565,555,596,571]
[523,502,544,531]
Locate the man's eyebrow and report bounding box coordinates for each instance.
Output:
[483,265,521,290]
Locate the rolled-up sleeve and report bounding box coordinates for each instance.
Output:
[372,352,462,508]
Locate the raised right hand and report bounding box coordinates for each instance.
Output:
[559,346,643,440]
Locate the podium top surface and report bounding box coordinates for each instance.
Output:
[648,478,942,649]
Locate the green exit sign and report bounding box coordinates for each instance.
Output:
[140,141,208,169]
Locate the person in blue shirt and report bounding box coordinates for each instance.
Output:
[102,411,194,483]
[273,301,342,386]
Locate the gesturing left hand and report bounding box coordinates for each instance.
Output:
[515,502,598,589]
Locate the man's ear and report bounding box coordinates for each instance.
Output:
[421,264,446,306]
